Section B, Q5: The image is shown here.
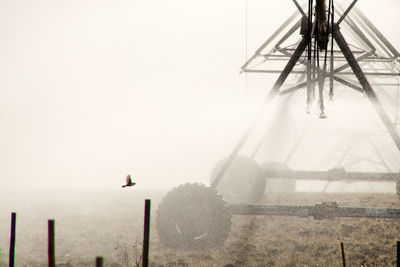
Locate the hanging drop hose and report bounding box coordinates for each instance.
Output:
[306,0,314,112]
[313,22,317,99]
[329,0,335,100]
[245,0,248,97]
[315,0,325,118]
[318,0,333,119]
[395,72,400,125]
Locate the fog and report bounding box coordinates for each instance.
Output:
[0,0,399,193]
[1,1,400,266]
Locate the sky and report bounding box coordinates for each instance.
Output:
[0,0,399,191]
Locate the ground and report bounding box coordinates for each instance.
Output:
[0,188,399,266]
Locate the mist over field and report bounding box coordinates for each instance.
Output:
[0,0,399,191]
[1,0,400,266]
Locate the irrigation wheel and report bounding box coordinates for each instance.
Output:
[156,183,231,249]
[210,155,265,203]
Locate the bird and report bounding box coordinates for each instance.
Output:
[122,174,136,188]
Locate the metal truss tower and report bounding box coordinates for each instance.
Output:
[211,0,400,189]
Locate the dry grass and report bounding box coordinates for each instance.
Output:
[150,192,400,267]
[0,189,399,266]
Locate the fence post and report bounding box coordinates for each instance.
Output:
[142,199,151,267]
[9,212,16,267]
[96,256,104,267]
[397,240,400,267]
[48,219,55,267]
[341,242,346,267]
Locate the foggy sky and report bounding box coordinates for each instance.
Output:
[1,0,399,191]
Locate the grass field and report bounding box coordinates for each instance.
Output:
[0,187,399,266]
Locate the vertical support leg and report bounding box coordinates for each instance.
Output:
[334,28,400,152]
[211,37,308,188]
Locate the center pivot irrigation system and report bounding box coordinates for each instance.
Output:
[156,0,400,249]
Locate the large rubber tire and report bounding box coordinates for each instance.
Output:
[156,183,231,249]
[262,162,296,193]
[210,155,265,203]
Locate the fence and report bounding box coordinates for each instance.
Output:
[5,199,151,267]
[3,199,400,266]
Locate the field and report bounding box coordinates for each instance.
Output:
[0,187,399,266]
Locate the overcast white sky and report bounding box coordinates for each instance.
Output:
[0,0,399,191]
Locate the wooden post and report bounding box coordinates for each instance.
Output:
[48,220,55,267]
[96,256,104,267]
[142,199,151,267]
[397,240,400,267]
[341,242,346,267]
[9,212,16,267]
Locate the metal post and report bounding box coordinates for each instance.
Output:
[333,28,400,152]
[397,241,400,267]
[48,220,55,267]
[96,256,104,267]
[211,37,308,188]
[341,242,346,267]
[142,199,151,267]
[9,212,16,267]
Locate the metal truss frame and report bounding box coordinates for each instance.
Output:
[211,1,400,191]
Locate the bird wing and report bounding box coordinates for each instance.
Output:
[126,175,131,184]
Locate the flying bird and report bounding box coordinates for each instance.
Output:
[122,174,136,188]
